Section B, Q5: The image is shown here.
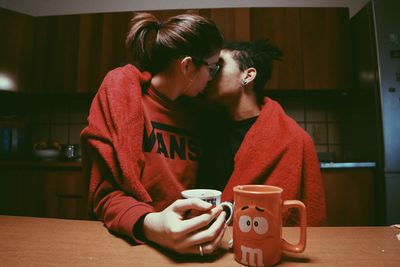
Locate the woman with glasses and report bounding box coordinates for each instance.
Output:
[81,12,225,256]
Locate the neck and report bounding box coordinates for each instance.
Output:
[150,70,181,100]
[223,94,261,121]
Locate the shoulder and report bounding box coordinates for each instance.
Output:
[261,97,311,143]
[103,64,150,85]
[98,64,151,96]
[87,65,148,113]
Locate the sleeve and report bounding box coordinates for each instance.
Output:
[88,146,155,243]
[81,67,154,243]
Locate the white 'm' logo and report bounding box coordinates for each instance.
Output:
[240,245,264,266]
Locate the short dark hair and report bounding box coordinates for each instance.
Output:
[126,12,224,74]
[223,40,282,104]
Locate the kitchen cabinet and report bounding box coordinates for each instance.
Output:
[0,8,35,92]
[200,8,250,42]
[250,8,351,90]
[2,7,351,92]
[250,8,303,90]
[321,168,376,226]
[32,15,81,93]
[301,8,352,90]
[31,10,196,93]
[32,12,133,93]
[0,163,88,220]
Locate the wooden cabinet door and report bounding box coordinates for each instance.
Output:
[0,8,35,92]
[43,170,88,219]
[249,8,351,91]
[33,9,199,93]
[0,169,46,216]
[0,168,88,220]
[322,168,375,226]
[33,15,81,92]
[250,8,303,90]
[301,8,352,90]
[76,12,132,93]
[34,13,133,93]
[200,8,250,42]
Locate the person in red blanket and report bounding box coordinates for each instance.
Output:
[81,12,227,255]
[198,40,327,226]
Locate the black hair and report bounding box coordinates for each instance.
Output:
[223,40,282,104]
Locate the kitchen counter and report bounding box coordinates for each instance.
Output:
[1,215,400,266]
[1,161,377,170]
[1,160,378,174]
[0,160,82,170]
[320,162,376,169]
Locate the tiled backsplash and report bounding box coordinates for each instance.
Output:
[30,98,91,146]
[273,92,379,162]
[32,96,343,153]
[276,95,344,160]
[2,90,378,162]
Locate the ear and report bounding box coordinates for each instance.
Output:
[242,67,257,85]
[180,56,197,80]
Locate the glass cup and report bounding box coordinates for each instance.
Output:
[181,189,233,224]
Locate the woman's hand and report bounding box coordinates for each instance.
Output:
[142,198,227,255]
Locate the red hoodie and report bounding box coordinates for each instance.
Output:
[81,65,199,242]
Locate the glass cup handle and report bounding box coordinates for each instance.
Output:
[281,200,307,253]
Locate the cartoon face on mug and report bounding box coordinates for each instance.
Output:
[235,205,275,267]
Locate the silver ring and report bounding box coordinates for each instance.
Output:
[199,245,204,256]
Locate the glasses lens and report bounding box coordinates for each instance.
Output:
[209,63,220,78]
[191,57,220,78]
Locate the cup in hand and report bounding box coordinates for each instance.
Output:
[181,189,233,225]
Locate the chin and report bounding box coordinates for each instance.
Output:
[202,89,218,100]
[188,89,202,97]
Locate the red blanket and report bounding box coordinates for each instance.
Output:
[81,65,156,238]
[221,97,327,226]
[82,65,153,201]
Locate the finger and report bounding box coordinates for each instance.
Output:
[176,243,206,256]
[174,216,227,256]
[185,211,227,246]
[178,205,223,234]
[180,214,227,256]
[177,228,225,256]
[172,198,212,213]
[202,222,227,255]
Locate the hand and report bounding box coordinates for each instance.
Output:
[142,198,227,255]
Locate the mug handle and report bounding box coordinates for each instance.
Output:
[220,201,233,225]
[281,200,307,253]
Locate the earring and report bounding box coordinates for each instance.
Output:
[242,79,248,86]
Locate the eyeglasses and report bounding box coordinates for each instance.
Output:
[192,57,220,78]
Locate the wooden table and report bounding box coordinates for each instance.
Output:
[1,215,399,266]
